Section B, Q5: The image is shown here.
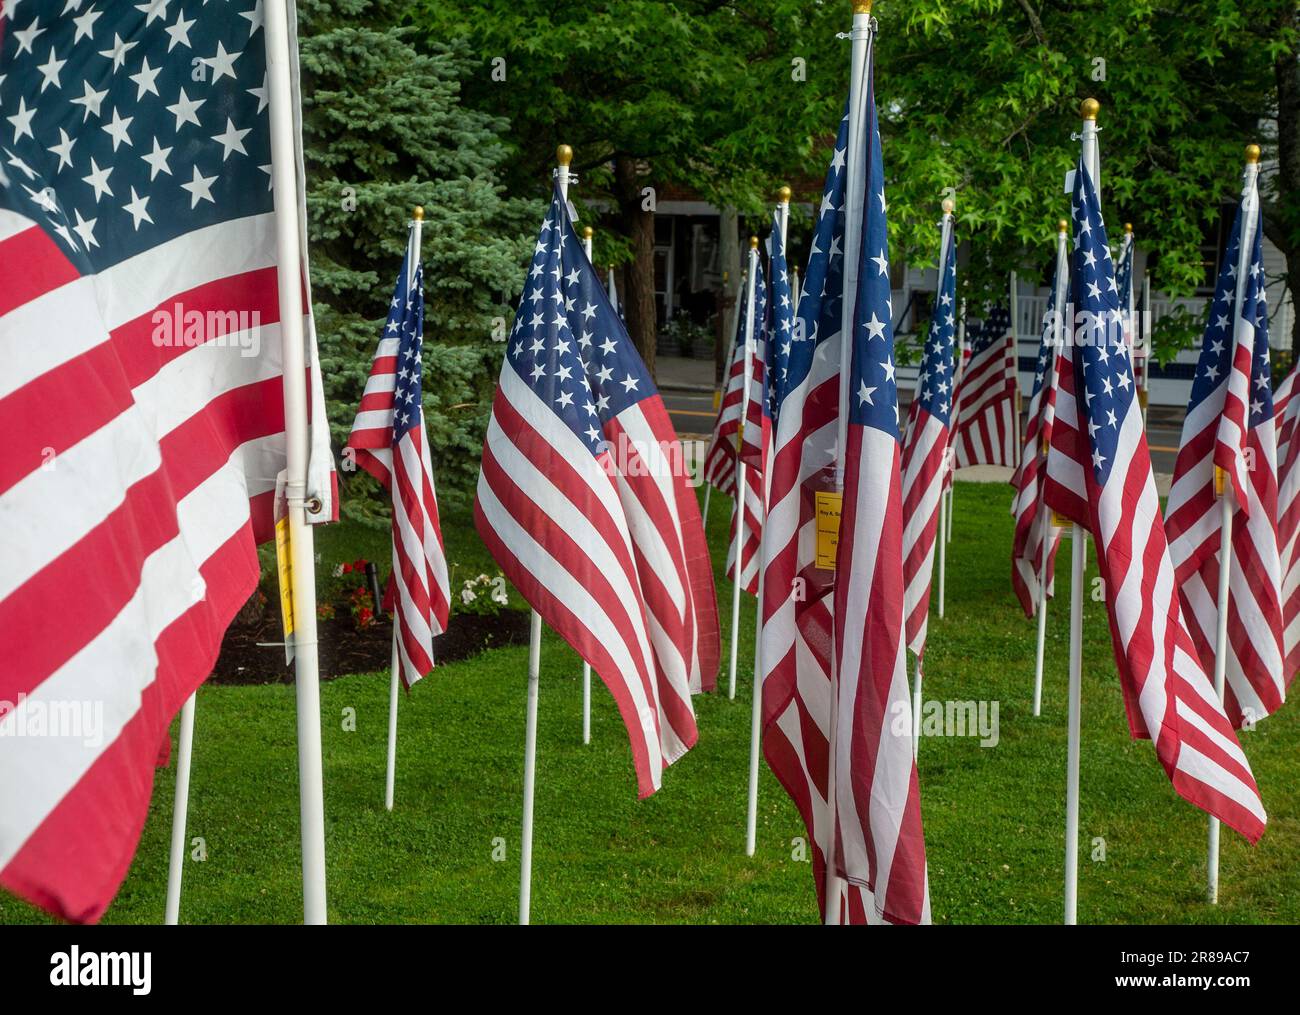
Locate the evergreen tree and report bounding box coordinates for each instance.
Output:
[297,0,540,515]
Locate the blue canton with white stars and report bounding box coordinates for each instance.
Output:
[913,230,957,423]
[1115,233,1134,313]
[1186,198,1272,425]
[388,240,426,443]
[1029,265,1059,403]
[786,104,851,398]
[968,303,1011,358]
[747,249,768,421]
[0,2,272,274]
[1070,158,1137,485]
[766,208,794,423]
[507,184,653,453]
[848,88,899,440]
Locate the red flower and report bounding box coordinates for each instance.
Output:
[357,606,373,628]
[352,558,368,572]
[340,562,353,574]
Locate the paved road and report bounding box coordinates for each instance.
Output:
[662,387,1183,475]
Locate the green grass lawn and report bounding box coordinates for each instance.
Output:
[3,482,1297,925]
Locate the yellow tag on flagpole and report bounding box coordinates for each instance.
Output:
[275,515,295,644]
[1052,510,1070,530]
[815,491,842,569]
[1214,465,1227,498]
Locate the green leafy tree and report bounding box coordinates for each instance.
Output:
[298,0,540,515]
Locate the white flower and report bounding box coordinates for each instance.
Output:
[461,588,477,605]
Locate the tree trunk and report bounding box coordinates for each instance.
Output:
[614,155,658,379]
[718,206,741,387]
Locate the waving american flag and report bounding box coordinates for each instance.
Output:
[1042,156,1266,843]
[767,210,796,425]
[723,256,768,594]
[900,227,957,657]
[347,228,451,687]
[1165,171,1286,728]
[950,304,1016,467]
[703,273,763,501]
[0,1,333,922]
[475,185,719,797]
[831,80,929,925]
[760,32,927,923]
[1276,365,1300,682]
[1010,233,1067,618]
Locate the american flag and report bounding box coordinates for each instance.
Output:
[1116,228,1146,402]
[1042,156,1267,843]
[347,228,450,687]
[702,274,759,498]
[950,304,1017,467]
[767,210,795,424]
[760,56,927,923]
[1165,181,1286,727]
[900,228,957,656]
[830,81,929,924]
[1275,364,1300,681]
[0,2,334,922]
[1010,243,1066,617]
[724,256,768,594]
[474,185,720,797]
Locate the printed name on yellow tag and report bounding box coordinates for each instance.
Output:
[275,515,295,640]
[1051,510,1071,530]
[815,491,843,570]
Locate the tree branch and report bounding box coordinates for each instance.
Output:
[1015,0,1049,47]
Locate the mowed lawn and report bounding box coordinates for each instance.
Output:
[3,481,1298,925]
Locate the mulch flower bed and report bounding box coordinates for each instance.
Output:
[208,559,532,685]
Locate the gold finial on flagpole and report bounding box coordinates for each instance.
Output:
[750,235,759,249]
[582,225,593,239]
[1245,144,1261,164]
[778,185,792,202]
[1125,222,1133,234]
[941,197,955,215]
[556,144,573,167]
[1058,219,1069,232]
[413,206,424,221]
[852,0,873,14]
[1080,98,1100,120]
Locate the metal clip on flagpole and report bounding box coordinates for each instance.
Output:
[265,0,328,924]
[1064,97,1101,926]
[728,237,760,701]
[579,224,596,746]
[823,0,874,925]
[1208,143,1259,905]
[519,145,573,925]
[1033,219,1071,717]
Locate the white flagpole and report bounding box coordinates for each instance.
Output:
[163,692,196,924]
[384,208,424,809]
[519,609,543,925]
[746,192,788,856]
[1208,145,1260,904]
[384,629,399,811]
[519,144,574,925]
[266,0,327,924]
[580,225,595,744]
[1010,270,1021,457]
[1034,220,1070,717]
[728,238,759,701]
[934,199,954,623]
[1064,521,1085,925]
[1206,475,1234,904]
[824,0,873,926]
[702,483,712,528]
[1065,96,1101,926]
[947,299,965,544]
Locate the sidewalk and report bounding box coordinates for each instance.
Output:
[656,354,716,394]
